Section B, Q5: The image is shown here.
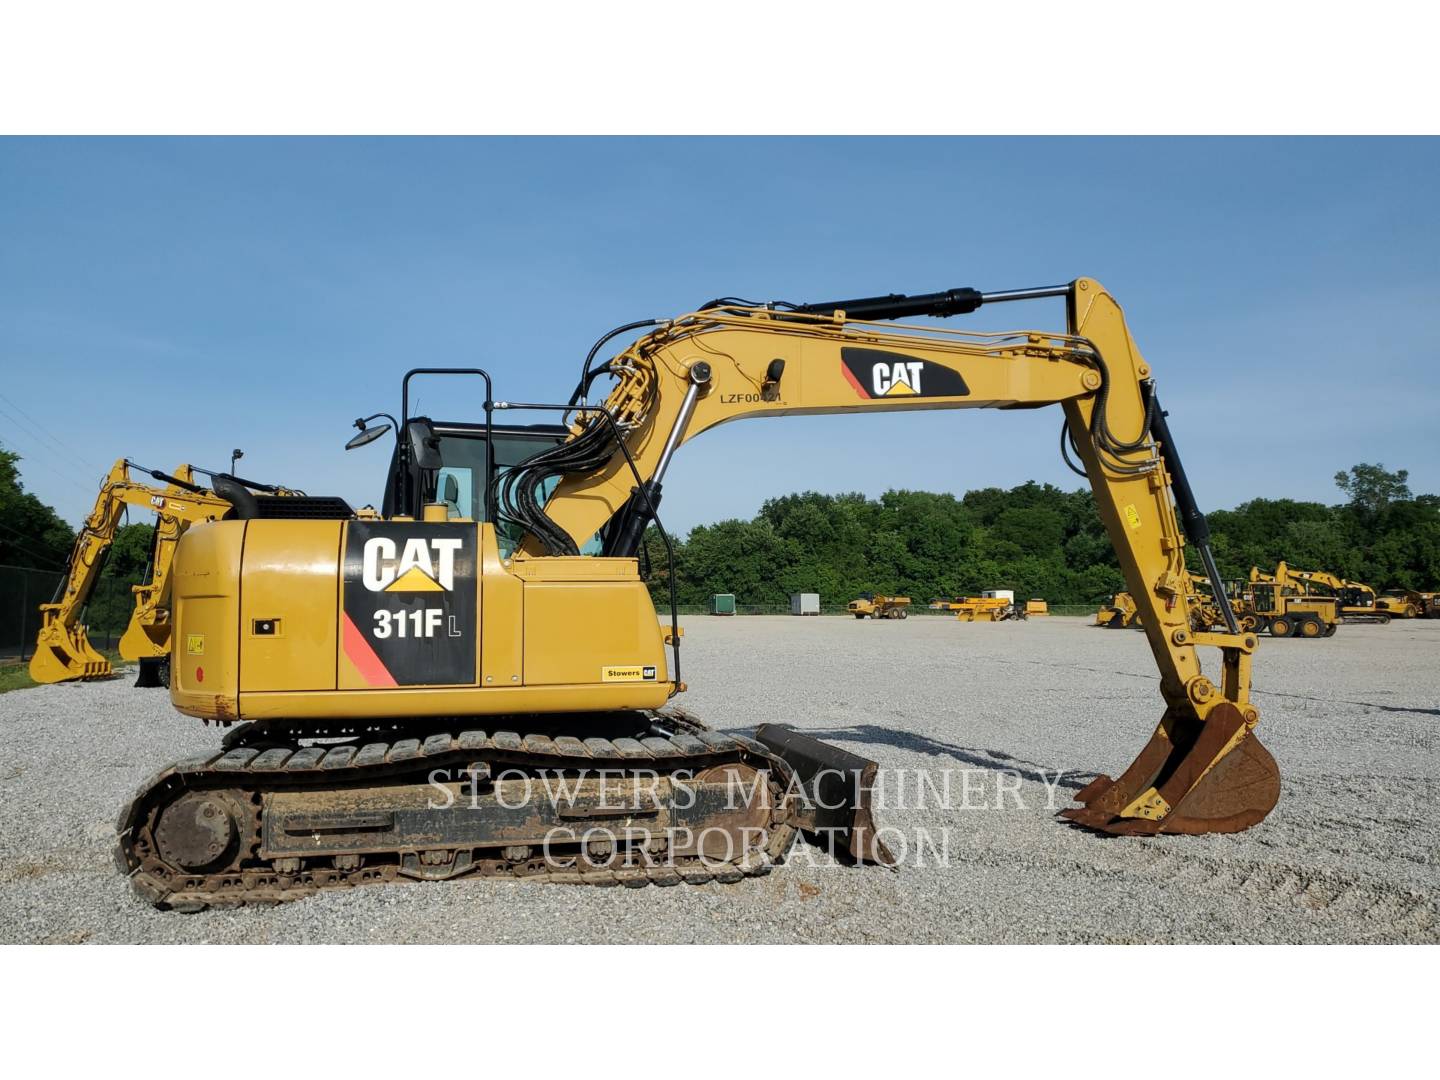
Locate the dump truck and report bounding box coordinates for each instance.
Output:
[112,278,1279,911]
[848,594,911,619]
[1376,589,1430,619]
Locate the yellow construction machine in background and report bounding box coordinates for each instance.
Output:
[1376,589,1433,619]
[1283,566,1388,623]
[30,459,296,687]
[934,591,1026,621]
[1098,572,1224,632]
[1239,563,1340,638]
[1095,591,1139,628]
[848,594,911,619]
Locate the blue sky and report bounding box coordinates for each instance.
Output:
[2,137,1437,532]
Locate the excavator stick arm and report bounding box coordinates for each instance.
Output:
[510,278,1278,838]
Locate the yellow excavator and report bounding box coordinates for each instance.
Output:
[30,459,296,687]
[115,278,1280,911]
[1283,566,1388,624]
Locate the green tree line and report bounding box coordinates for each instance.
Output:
[1,449,155,636]
[647,463,1440,608]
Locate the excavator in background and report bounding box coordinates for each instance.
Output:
[29,459,297,687]
[114,278,1282,911]
[1284,566,1389,624]
[848,594,911,619]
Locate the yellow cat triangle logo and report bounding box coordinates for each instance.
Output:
[385,566,445,592]
[881,376,918,396]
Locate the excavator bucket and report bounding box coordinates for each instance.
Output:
[29,620,114,684]
[1060,702,1280,835]
[755,725,897,865]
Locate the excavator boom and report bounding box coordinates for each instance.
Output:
[508,278,1276,834]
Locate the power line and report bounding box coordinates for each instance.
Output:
[0,432,96,495]
[0,519,69,571]
[0,390,92,469]
[0,402,99,490]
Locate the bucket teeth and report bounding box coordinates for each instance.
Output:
[1059,703,1280,836]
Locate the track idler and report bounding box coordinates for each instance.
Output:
[1060,701,1280,835]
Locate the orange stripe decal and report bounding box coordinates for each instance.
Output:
[840,361,871,398]
[342,611,398,687]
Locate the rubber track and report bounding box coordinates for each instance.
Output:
[116,708,798,911]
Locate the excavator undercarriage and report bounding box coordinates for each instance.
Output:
[117,709,897,907]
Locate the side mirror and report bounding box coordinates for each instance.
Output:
[345,421,392,451]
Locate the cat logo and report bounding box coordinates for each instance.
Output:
[872,360,924,396]
[602,664,659,682]
[841,347,970,400]
[361,536,462,593]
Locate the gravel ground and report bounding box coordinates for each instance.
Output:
[3,616,1436,944]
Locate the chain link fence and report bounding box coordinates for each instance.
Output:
[1,563,137,663]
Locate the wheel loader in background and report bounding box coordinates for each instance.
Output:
[114,278,1281,911]
[848,594,911,619]
[30,459,299,687]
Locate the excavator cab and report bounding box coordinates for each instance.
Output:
[377,420,568,519]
